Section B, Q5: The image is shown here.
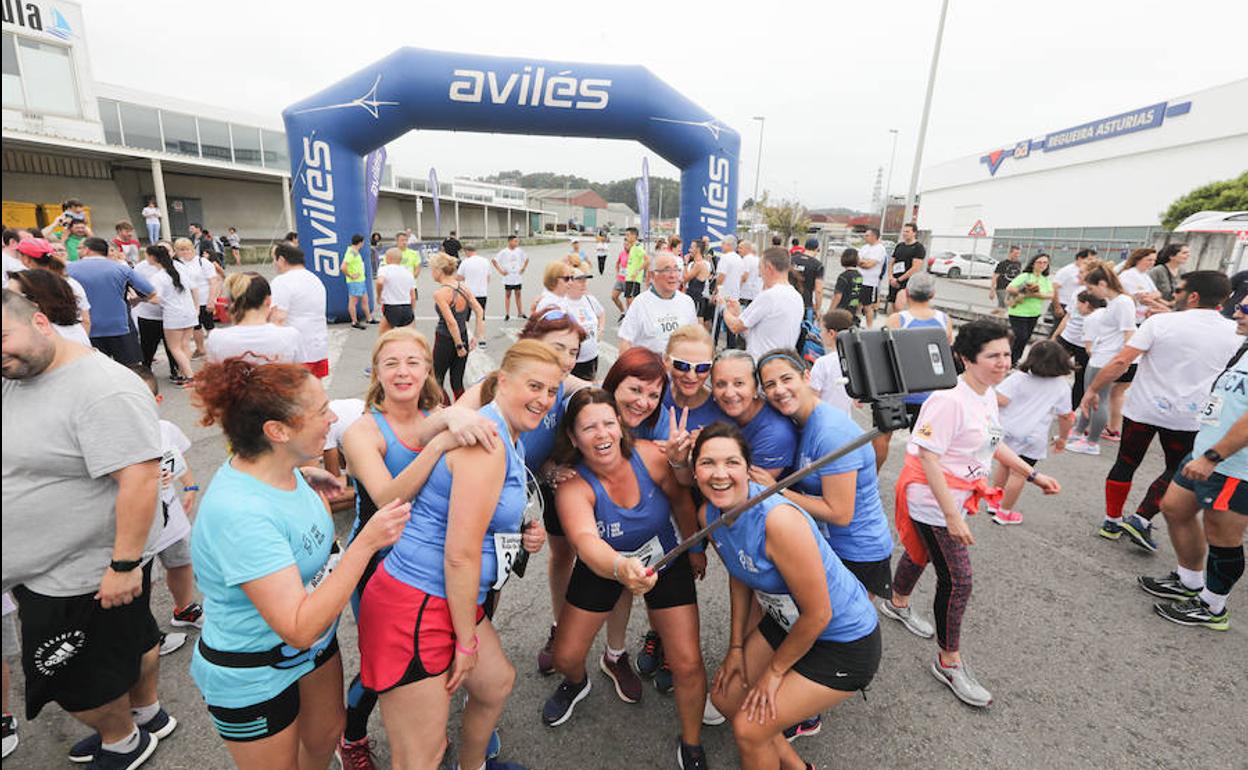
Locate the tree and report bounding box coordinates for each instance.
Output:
[757,193,811,241]
[1160,171,1248,230]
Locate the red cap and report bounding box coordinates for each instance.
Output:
[15,238,55,258]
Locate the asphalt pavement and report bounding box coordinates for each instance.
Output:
[8,241,1245,770]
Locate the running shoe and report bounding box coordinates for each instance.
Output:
[170,602,204,629]
[1154,598,1229,631]
[1,713,17,759]
[335,736,376,770]
[877,598,936,639]
[783,715,822,742]
[482,761,529,770]
[1120,514,1158,553]
[636,630,664,677]
[158,632,187,656]
[69,709,176,763]
[1101,429,1121,443]
[1138,572,1201,600]
[654,662,674,694]
[542,677,591,727]
[599,651,643,703]
[677,740,709,770]
[367,318,379,325]
[702,695,726,726]
[352,322,366,330]
[504,314,510,321]
[86,729,157,770]
[487,729,501,759]
[930,658,992,708]
[1065,438,1101,456]
[537,625,557,675]
[1097,519,1123,540]
[991,509,1023,526]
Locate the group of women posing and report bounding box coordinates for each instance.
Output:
[185,305,1060,770]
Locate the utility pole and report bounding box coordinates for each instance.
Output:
[751,116,766,205]
[902,0,950,230]
[880,128,899,235]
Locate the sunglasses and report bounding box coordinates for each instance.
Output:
[571,275,590,281]
[671,358,712,375]
[1238,302,1248,315]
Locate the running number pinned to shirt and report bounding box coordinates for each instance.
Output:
[492,532,524,590]
[621,535,664,571]
[1199,393,1224,426]
[755,590,800,632]
[305,540,343,594]
[656,314,680,336]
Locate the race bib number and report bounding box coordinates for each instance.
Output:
[161,447,188,487]
[755,590,799,632]
[1198,393,1224,426]
[492,532,524,591]
[893,260,907,275]
[621,536,664,571]
[656,314,680,335]
[305,540,342,594]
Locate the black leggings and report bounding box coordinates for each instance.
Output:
[1007,315,1039,363]
[1109,417,1197,521]
[432,333,467,400]
[1056,336,1089,410]
[137,316,180,377]
[597,254,608,275]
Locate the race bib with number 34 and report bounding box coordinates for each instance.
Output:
[492,532,524,591]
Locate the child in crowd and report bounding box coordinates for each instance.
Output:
[1052,289,1105,412]
[989,340,1076,525]
[831,248,863,322]
[810,308,856,415]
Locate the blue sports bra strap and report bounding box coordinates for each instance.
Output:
[371,408,400,447]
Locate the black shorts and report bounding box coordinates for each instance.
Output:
[197,305,216,331]
[14,563,161,719]
[841,556,892,597]
[571,357,599,381]
[90,331,142,365]
[1019,455,1039,468]
[887,279,909,304]
[475,296,488,312]
[1116,363,1138,383]
[624,281,642,298]
[857,285,877,307]
[205,636,340,742]
[383,303,414,328]
[535,480,562,537]
[758,616,881,692]
[566,552,696,613]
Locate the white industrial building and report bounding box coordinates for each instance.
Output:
[919,78,1248,265]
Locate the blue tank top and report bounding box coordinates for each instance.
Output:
[662,387,728,432]
[520,381,565,473]
[792,402,893,562]
[575,451,678,571]
[900,311,947,405]
[382,403,528,602]
[631,404,669,441]
[707,483,878,643]
[351,408,424,535]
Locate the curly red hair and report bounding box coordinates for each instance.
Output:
[193,357,312,458]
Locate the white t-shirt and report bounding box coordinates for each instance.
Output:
[2,252,25,284]
[324,398,366,452]
[458,254,492,297]
[740,253,762,301]
[67,276,90,315]
[145,262,199,329]
[810,352,852,415]
[1118,267,1159,323]
[739,282,804,362]
[1083,294,1137,367]
[1059,302,1090,346]
[1122,309,1241,431]
[564,294,605,362]
[206,323,304,364]
[376,263,416,306]
[150,419,192,555]
[716,251,745,301]
[496,247,526,285]
[133,262,163,321]
[1052,262,1082,308]
[618,289,699,354]
[54,322,91,346]
[857,242,887,288]
[181,255,216,307]
[906,379,1002,526]
[997,371,1072,460]
[141,205,161,226]
[270,268,329,363]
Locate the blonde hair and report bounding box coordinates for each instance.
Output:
[173,237,194,251]
[665,323,714,357]
[431,252,458,276]
[542,260,573,290]
[222,271,270,322]
[364,328,444,412]
[479,339,564,405]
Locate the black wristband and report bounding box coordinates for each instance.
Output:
[110,559,141,573]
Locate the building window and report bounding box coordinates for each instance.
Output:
[261,129,287,169]
[117,102,162,150]
[231,124,262,166]
[198,118,231,162]
[161,110,199,156]
[97,98,122,144]
[1,32,81,117]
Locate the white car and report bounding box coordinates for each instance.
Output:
[1173,210,1247,232]
[927,251,998,279]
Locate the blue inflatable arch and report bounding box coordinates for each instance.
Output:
[282,48,740,320]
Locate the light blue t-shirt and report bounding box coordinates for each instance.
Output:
[793,402,893,562]
[1196,349,1248,481]
[190,460,337,708]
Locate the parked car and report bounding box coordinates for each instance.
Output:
[927,251,998,279]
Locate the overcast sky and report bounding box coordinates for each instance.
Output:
[81,0,1246,210]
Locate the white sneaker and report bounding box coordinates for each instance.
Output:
[930,658,993,707]
[878,599,936,639]
[702,694,726,726]
[158,632,187,656]
[1065,438,1101,456]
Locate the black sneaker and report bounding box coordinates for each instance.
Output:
[677,740,709,770]
[1138,572,1200,600]
[1120,514,1158,553]
[69,709,176,763]
[654,662,674,694]
[542,677,591,727]
[1154,598,1229,631]
[636,630,663,678]
[86,729,157,770]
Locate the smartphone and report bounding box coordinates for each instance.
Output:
[836,327,958,402]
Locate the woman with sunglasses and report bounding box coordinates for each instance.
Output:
[663,324,726,431]
[563,269,606,380]
[532,261,574,317]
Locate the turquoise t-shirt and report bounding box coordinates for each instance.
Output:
[1196,349,1248,481]
[190,460,338,708]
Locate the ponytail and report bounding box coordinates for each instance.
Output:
[147,244,184,292]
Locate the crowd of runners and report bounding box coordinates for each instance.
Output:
[1,216,1244,770]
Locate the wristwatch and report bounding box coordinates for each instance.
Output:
[1203,449,1224,463]
[110,558,142,573]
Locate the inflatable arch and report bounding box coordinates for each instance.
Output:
[282,48,740,320]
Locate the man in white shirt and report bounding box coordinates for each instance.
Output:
[1078,271,1241,552]
[723,247,805,361]
[618,252,698,354]
[493,235,528,321]
[457,244,492,313]
[739,241,762,309]
[1051,248,1096,319]
[269,242,330,377]
[714,235,745,349]
[374,247,417,331]
[857,227,887,328]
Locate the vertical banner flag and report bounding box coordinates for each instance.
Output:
[429,167,441,235]
[640,157,651,239]
[364,147,386,235]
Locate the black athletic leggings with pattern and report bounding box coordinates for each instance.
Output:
[1109,417,1196,521]
[893,520,972,652]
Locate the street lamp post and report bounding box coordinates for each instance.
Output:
[901,0,950,230]
[880,128,899,235]
[751,116,766,206]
